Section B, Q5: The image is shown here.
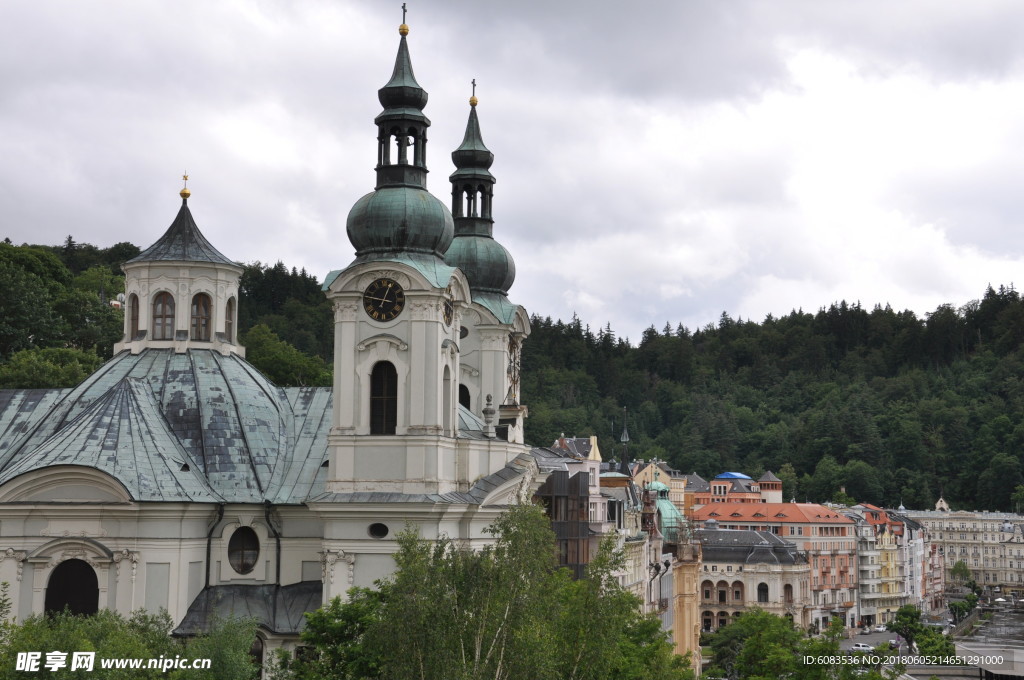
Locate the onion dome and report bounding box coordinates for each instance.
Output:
[444,95,516,295]
[347,188,454,257]
[346,21,454,260]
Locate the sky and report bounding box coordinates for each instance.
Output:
[5,1,1024,343]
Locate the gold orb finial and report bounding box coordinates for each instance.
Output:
[180,173,191,199]
[470,79,478,106]
[399,23,409,35]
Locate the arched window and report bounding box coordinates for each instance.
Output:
[129,293,139,339]
[191,293,212,341]
[370,362,398,435]
[225,297,236,343]
[443,366,452,436]
[152,292,175,340]
[784,583,794,604]
[758,582,769,603]
[459,384,471,411]
[45,559,98,616]
[228,526,260,575]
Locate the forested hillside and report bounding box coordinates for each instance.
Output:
[3,239,1024,511]
[523,289,1024,512]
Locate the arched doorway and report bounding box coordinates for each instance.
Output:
[45,559,98,615]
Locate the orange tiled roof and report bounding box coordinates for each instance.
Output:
[694,502,854,524]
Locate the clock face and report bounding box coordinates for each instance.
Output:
[363,277,405,321]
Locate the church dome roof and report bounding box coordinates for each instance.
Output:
[444,233,515,294]
[347,186,454,257]
[0,349,331,504]
[126,197,237,267]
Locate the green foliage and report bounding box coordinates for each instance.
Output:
[0,347,103,388]
[274,588,385,680]
[0,609,258,680]
[950,560,971,584]
[706,609,801,680]
[887,606,924,652]
[242,325,331,387]
[281,505,691,680]
[915,628,955,658]
[239,262,333,360]
[523,286,1024,510]
[0,260,60,356]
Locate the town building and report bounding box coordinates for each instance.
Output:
[689,471,784,508]
[903,501,1024,601]
[692,502,857,631]
[697,520,811,631]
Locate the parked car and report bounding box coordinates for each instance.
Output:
[874,624,887,632]
[858,628,872,635]
[851,643,873,653]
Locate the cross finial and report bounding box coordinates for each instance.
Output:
[402,3,407,23]
[179,172,191,200]
[182,173,188,189]
[472,79,476,97]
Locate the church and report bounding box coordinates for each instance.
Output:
[0,18,543,655]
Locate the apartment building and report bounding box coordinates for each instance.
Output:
[692,502,857,631]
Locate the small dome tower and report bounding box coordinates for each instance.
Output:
[116,178,244,356]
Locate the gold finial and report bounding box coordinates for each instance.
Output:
[180,173,191,200]
[399,2,409,35]
[469,79,478,107]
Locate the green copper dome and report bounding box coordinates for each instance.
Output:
[445,232,514,294]
[347,186,454,257]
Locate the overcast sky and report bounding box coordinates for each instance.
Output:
[5,1,1024,342]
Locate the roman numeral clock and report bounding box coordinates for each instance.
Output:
[362,277,406,321]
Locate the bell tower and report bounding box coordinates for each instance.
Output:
[323,17,471,495]
[444,89,530,443]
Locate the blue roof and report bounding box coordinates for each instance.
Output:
[715,471,752,480]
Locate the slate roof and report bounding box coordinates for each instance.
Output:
[0,349,331,504]
[684,473,709,492]
[125,200,238,266]
[0,378,222,502]
[174,581,323,636]
[759,470,781,482]
[697,528,805,565]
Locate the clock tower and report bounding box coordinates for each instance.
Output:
[322,19,471,495]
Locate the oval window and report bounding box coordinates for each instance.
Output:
[228,526,260,574]
[368,523,389,539]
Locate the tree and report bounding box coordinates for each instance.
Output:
[706,609,801,680]
[887,606,924,653]
[282,505,691,680]
[0,347,102,388]
[242,325,331,387]
[0,608,259,680]
[950,560,971,585]
[274,588,386,680]
[0,260,59,356]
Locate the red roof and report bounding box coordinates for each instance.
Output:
[694,502,854,524]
